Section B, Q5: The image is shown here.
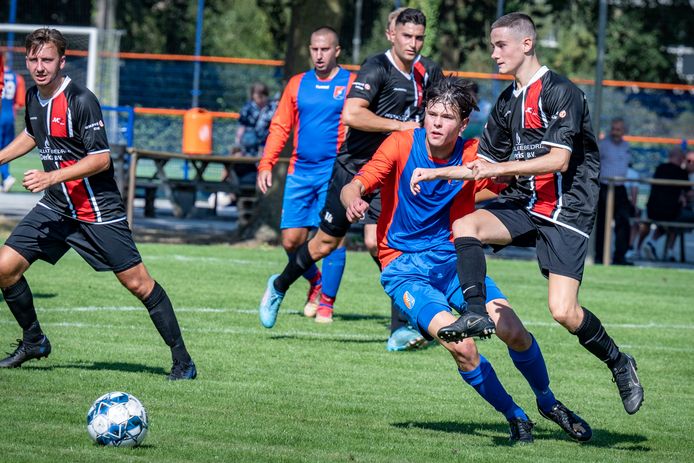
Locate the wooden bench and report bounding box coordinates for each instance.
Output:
[632,218,694,262]
[123,149,264,225]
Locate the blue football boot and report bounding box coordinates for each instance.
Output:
[259,274,285,328]
[386,326,430,352]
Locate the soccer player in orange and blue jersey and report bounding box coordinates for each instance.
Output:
[340,76,592,443]
[257,27,354,323]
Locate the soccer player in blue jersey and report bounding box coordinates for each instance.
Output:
[340,76,591,443]
[259,9,443,351]
[411,13,643,415]
[257,27,354,323]
[0,28,196,380]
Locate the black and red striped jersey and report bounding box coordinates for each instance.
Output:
[337,51,443,171]
[24,77,126,224]
[478,66,600,237]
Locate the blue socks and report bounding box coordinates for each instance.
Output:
[459,355,527,421]
[321,246,346,299]
[508,334,557,413]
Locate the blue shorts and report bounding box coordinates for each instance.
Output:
[381,249,506,339]
[280,173,330,229]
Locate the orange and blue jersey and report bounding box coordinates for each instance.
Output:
[354,128,501,268]
[258,67,355,180]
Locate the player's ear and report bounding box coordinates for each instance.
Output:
[59,54,66,70]
[459,116,470,133]
[522,36,534,55]
[335,45,341,59]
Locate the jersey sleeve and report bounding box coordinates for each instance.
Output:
[347,59,385,104]
[477,98,512,163]
[75,91,110,154]
[354,131,407,193]
[258,75,300,172]
[540,82,585,153]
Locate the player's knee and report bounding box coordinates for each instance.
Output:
[120,273,154,300]
[446,339,478,370]
[495,318,530,351]
[547,297,579,328]
[364,236,378,255]
[281,236,303,253]
[0,257,24,288]
[311,236,339,260]
[452,216,482,240]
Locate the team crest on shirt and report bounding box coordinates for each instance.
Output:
[333,86,346,100]
[403,291,415,310]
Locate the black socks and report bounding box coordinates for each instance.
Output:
[574,307,622,369]
[274,241,315,294]
[454,237,488,316]
[143,282,191,363]
[2,276,43,343]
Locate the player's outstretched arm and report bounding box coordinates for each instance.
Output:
[410,165,474,195]
[0,131,36,165]
[469,147,571,180]
[340,179,370,223]
[23,151,111,193]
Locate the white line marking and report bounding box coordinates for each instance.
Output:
[29,307,694,330]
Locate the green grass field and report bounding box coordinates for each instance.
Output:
[0,244,692,462]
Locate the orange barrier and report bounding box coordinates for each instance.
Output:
[114,50,694,92]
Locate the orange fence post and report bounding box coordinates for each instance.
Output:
[182,108,213,155]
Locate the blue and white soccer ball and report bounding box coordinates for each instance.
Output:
[86,391,148,447]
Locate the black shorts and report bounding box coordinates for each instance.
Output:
[484,199,589,281]
[4,205,142,273]
[319,161,380,237]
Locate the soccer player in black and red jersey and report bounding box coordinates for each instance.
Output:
[259,8,443,351]
[411,13,643,415]
[0,28,196,380]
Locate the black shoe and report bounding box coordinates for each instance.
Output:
[167,359,197,380]
[437,312,495,342]
[538,400,592,442]
[508,417,534,444]
[611,353,644,414]
[0,336,52,368]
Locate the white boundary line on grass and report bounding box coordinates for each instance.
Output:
[30,306,694,331]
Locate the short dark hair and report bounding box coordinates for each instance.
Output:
[491,12,536,42]
[311,26,339,45]
[25,28,67,57]
[425,76,479,121]
[395,8,426,28]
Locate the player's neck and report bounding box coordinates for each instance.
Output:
[389,48,414,74]
[37,75,65,100]
[513,57,542,89]
[315,65,339,81]
[426,140,456,160]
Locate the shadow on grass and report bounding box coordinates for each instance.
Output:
[393,421,650,450]
[25,361,167,376]
[269,333,384,344]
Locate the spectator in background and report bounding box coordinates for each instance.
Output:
[235,82,276,156]
[676,151,694,223]
[594,118,632,265]
[624,163,642,261]
[1,54,26,192]
[639,147,689,261]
